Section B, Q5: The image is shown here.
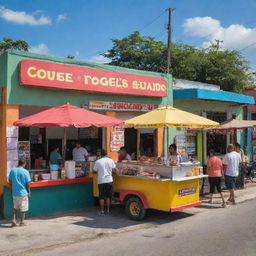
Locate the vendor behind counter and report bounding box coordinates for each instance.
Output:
[49,147,62,170]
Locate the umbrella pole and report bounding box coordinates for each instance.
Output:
[164,127,168,164]
[62,127,67,162]
[137,129,140,159]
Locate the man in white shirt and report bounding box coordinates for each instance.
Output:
[72,142,88,171]
[93,150,117,215]
[223,144,241,205]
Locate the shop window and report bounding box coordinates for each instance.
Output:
[18,127,29,141]
[206,112,227,155]
[251,113,256,120]
[125,128,137,158]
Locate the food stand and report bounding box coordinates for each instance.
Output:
[92,106,219,220]
[4,104,124,218]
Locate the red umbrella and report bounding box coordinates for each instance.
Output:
[14,103,124,159]
[14,103,123,127]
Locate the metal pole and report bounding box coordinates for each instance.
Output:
[62,127,67,161]
[166,8,175,74]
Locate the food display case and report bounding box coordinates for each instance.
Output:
[92,161,207,220]
[116,161,205,181]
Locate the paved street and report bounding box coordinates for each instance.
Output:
[30,199,256,256]
[1,198,255,256]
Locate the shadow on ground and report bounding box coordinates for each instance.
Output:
[72,204,194,229]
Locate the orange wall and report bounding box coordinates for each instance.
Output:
[155,128,164,157]
[0,100,19,195]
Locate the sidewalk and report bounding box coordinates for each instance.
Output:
[200,180,256,204]
[1,182,256,256]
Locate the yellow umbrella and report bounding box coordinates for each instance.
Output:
[125,106,220,128]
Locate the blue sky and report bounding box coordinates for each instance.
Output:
[1,0,256,68]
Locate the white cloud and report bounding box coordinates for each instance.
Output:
[30,43,49,54]
[183,16,256,54]
[89,55,110,64]
[183,17,221,37]
[0,6,51,25]
[56,14,67,23]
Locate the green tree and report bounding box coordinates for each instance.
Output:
[0,37,29,54]
[104,31,166,72]
[103,31,253,92]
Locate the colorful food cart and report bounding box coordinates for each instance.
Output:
[92,161,207,220]
[92,106,219,220]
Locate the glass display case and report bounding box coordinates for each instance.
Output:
[116,162,205,180]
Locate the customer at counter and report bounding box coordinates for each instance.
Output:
[118,147,132,162]
[49,147,62,171]
[73,142,88,170]
[93,150,117,216]
[168,144,182,166]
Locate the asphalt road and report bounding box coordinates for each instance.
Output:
[29,199,256,256]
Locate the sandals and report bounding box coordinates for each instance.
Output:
[11,222,17,227]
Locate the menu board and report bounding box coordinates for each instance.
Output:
[175,134,197,157]
[18,141,31,169]
[7,160,19,177]
[6,126,19,175]
[110,126,124,151]
[7,126,18,138]
[175,135,186,154]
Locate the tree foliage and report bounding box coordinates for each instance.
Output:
[103,31,253,92]
[0,37,29,54]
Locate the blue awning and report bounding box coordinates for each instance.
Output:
[174,89,255,104]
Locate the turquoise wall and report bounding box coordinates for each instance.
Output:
[172,98,243,144]
[0,52,8,87]
[170,98,244,163]
[5,50,172,108]
[4,182,94,218]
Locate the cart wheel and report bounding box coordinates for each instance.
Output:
[125,197,146,220]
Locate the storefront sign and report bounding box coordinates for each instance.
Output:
[178,187,196,197]
[110,126,124,151]
[88,101,158,112]
[20,59,167,97]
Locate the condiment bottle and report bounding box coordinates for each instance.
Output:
[61,168,66,179]
[34,174,39,182]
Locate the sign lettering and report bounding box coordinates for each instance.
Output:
[178,187,196,197]
[20,60,167,97]
[88,101,158,112]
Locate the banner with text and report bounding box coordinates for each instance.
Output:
[88,101,158,112]
[20,59,167,97]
